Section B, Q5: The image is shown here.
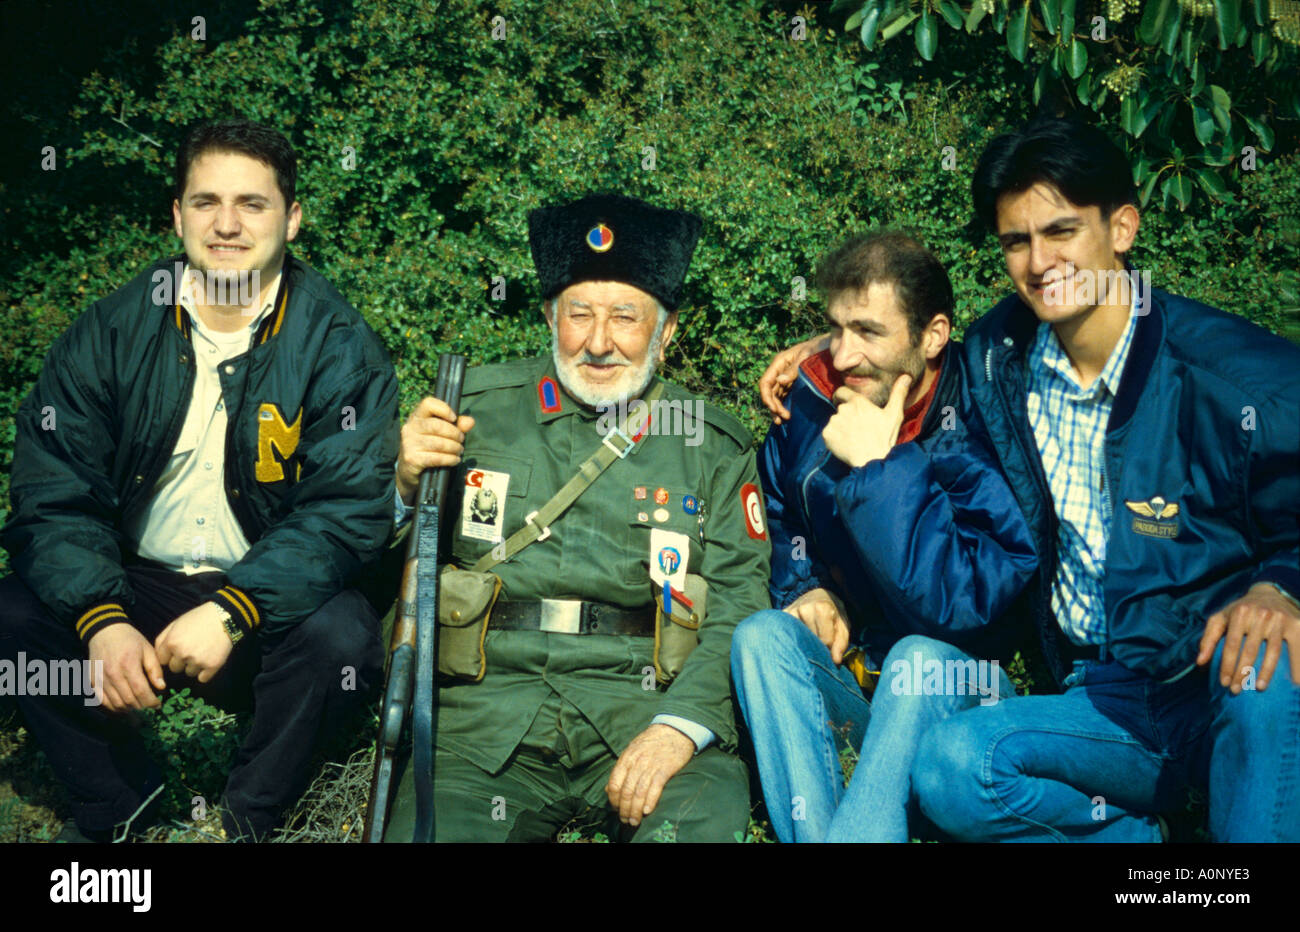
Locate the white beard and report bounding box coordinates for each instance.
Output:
[551,312,667,409]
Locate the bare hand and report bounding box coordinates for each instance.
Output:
[1197,583,1300,693]
[155,602,234,684]
[785,587,851,664]
[760,333,830,424]
[822,374,912,468]
[397,396,475,505]
[605,723,695,827]
[87,623,166,712]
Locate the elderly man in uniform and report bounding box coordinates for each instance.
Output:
[382,193,771,842]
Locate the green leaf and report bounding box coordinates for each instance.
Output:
[1161,3,1184,56]
[965,0,988,32]
[1212,0,1238,49]
[845,6,867,31]
[915,9,938,59]
[1121,95,1138,135]
[1251,28,1272,64]
[1180,25,1195,68]
[1199,141,1236,166]
[1253,0,1269,26]
[1140,0,1172,45]
[1191,166,1230,199]
[1038,0,1060,34]
[938,0,965,29]
[1066,38,1087,78]
[1162,172,1194,210]
[881,9,919,40]
[1075,70,1092,105]
[1240,112,1275,151]
[861,5,882,47]
[1132,94,1163,136]
[1060,0,1077,37]
[1034,62,1050,103]
[1007,2,1029,62]
[1208,89,1231,133]
[1192,102,1215,145]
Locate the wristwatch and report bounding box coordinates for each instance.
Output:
[213,603,243,645]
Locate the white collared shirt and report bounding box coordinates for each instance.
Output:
[128,266,281,574]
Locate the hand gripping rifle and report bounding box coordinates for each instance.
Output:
[364,353,466,843]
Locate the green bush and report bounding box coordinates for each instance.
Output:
[3,0,1295,533]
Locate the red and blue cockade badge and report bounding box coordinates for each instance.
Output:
[586,223,614,252]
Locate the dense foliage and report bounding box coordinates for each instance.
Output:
[831,0,1300,211]
[1,0,1297,535]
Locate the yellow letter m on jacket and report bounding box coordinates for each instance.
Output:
[255,403,303,483]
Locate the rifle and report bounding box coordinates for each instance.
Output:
[364,353,466,843]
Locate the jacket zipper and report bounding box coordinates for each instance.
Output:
[988,339,1072,678]
[123,332,196,528]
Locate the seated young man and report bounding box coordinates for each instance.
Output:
[906,117,1300,842]
[731,231,1037,842]
[0,120,398,841]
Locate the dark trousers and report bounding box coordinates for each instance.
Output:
[0,563,383,838]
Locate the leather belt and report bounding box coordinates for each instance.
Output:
[492,599,655,637]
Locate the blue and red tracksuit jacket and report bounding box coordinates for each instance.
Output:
[760,346,1039,665]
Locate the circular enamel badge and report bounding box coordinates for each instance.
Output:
[586,223,614,252]
[653,507,670,523]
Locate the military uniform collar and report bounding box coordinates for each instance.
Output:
[533,355,664,425]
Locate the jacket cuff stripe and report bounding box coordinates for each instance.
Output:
[214,586,259,632]
[76,603,130,640]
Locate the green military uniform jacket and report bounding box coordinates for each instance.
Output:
[432,354,771,773]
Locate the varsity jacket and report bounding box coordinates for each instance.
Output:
[2,252,400,640]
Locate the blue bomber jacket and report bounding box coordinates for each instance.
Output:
[963,287,1300,687]
[762,346,1039,664]
[2,253,400,641]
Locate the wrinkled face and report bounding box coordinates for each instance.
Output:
[172,150,300,301]
[546,280,678,408]
[827,282,926,407]
[994,182,1137,326]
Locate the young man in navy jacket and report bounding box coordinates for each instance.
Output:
[910,117,1300,842]
[732,231,1037,842]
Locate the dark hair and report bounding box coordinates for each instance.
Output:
[972,116,1137,232]
[174,119,297,208]
[813,230,954,342]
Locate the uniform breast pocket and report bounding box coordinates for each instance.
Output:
[452,452,533,562]
[623,486,706,587]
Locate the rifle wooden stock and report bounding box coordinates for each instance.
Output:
[363,354,466,843]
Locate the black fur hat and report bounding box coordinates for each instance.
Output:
[527,194,702,311]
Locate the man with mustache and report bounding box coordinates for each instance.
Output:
[0,119,398,841]
[380,194,771,842]
[731,230,1036,841]
[760,119,1300,842]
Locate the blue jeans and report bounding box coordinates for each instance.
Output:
[731,610,869,842]
[827,634,1014,842]
[732,609,1010,842]
[912,641,1300,842]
